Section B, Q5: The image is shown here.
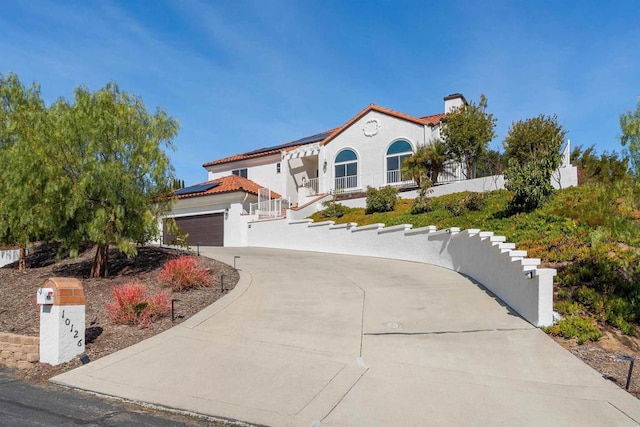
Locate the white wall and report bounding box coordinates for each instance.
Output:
[320,111,438,193]
[205,153,286,198]
[0,249,20,268]
[246,218,554,327]
[338,175,506,208]
[288,193,333,220]
[160,192,257,247]
[335,164,579,209]
[552,165,578,189]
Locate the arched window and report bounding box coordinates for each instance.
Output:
[335,149,358,190]
[386,140,413,183]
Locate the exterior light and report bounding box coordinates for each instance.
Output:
[619,355,635,390]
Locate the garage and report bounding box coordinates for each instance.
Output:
[163,213,224,247]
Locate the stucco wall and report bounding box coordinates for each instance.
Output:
[333,164,578,209]
[320,111,438,193]
[552,165,579,189]
[206,153,287,198]
[288,193,333,221]
[159,192,257,247]
[0,249,20,268]
[247,218,554,327]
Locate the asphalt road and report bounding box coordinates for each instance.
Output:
[0,368,237,427]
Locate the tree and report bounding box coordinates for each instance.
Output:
[503,115,566,213]
[620,99,640,177]
[401,138,450,187]
[475,149,506,178]
[440,94,496,179]
[503,114,566,168]
[0,73,50,270]
[571,145,630,185]
[48,83,179,277]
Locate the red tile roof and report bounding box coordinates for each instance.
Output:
[419,113,447,126]
[319,105,446,146]
[203,149,282,168]
[173,175,281,200]
[203,104,447,167]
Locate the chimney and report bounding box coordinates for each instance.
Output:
[444,93,467,113]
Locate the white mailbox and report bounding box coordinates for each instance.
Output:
[39,278,86,365]
[36,287,55,305]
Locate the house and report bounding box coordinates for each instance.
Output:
[203,93,466,206]
[163,93,467,247]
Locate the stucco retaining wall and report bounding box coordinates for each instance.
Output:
[0,249,20,268]
[0,332,39,369]
[336,164,577,209]
[247,218,554,327]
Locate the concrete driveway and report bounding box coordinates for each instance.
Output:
[52,247,640,426]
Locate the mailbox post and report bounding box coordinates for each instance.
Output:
[38,278,86,365]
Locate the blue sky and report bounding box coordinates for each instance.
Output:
[2,1,639,185]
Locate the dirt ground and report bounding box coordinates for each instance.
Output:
[551,329,640,399]
[2,245,640,400]
[0,244,238,382]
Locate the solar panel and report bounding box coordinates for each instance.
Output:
[174,182,220,196]
[242,130,333,156]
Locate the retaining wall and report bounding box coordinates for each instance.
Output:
[0,249,20,268]
[0,332,39,369]
[247,218,555,327]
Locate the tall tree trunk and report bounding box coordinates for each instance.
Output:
[18,245,26,271]
[90,244,108,278]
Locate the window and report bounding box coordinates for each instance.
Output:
[386,140,413,183]
[232,168,248,178]
[276,162,281,174]
[334,149,358,189]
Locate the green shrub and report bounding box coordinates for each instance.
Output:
[411,182,433,214]
[555,300,583,316]
[607,314,636,336]
[443,198,467,216]
[463,192,487,211]
[504,158,556,213]
[573,286,604,315]
[320,200,346,218]
[543,315,602,345]
[365,186,398,214]
[556,288,569,300]
[411,195,433,214]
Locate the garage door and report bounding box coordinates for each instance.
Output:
[163,213,224,247]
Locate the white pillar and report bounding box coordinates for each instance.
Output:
[38,278,86,365]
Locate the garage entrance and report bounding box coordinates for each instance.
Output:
[163,213,224,247]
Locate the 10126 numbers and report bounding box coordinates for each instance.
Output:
[61,309,83,347]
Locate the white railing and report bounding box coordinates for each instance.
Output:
[334,175,359,193]
[297,165,470,198]
[249,198,290,218]
[436,162,466,184]
[303,178,319,195]
[386,170,415,187]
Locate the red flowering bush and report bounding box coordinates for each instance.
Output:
[158,255,211,292]
[106,281,171,328]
